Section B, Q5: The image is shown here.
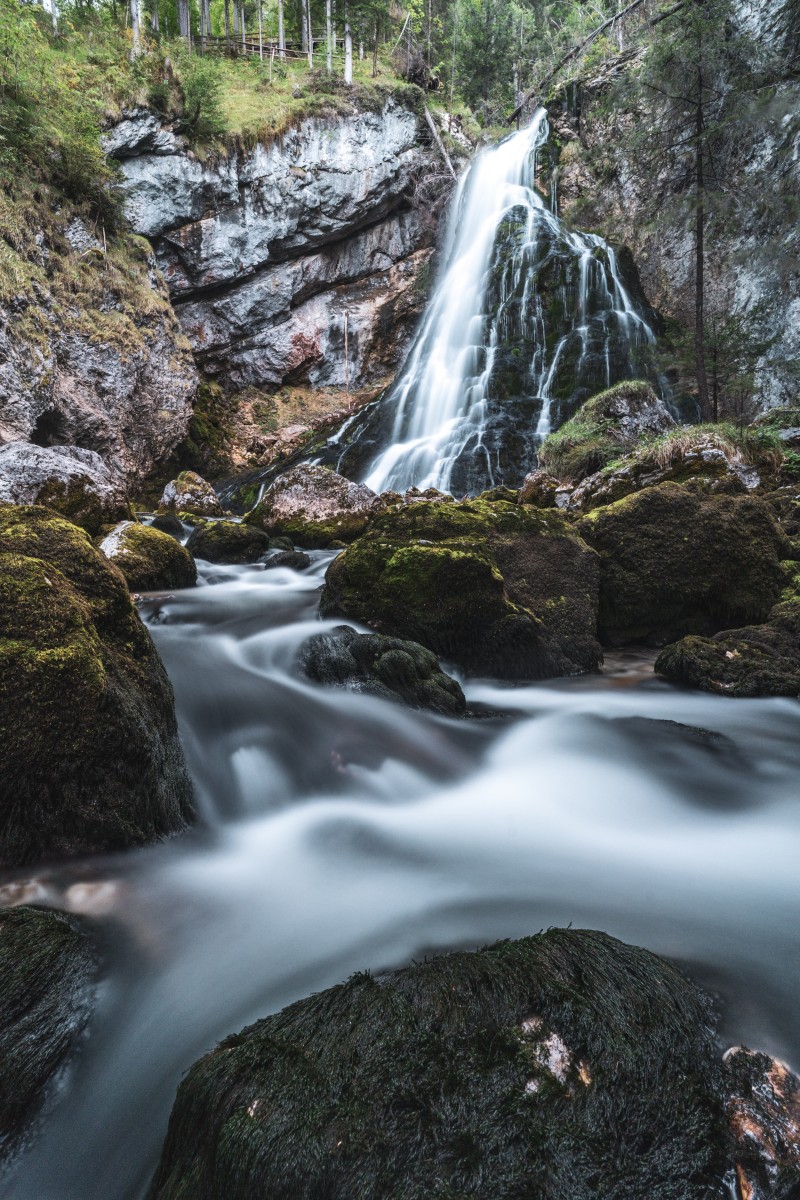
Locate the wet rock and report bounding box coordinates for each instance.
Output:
[267,535,294,552]
[159,471,223,517]
[577,483,789,644]
[0,443,129,535]
[320,497,601,680]
[247,465,380,548]
[261,550,312,571]
[569,430,764,513]
[150,929,728,1200]
[537,380,674,485]
[0,504,194,865]
[185,521,269,564]
[0,906,98,1163]
[149,512,185,539]
[298,625,466,715]
[99,521,197,592]
[724,1045,800,1199]
[655,601,800,698]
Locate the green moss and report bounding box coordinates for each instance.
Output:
[321,498,601,680]
[0,504,194,865]
[102,522,197,592]
[150,929,727,1200]
[0,906,97,1159]
[578,483,790,644]
[185,521,269,565]
[538,380,662,483]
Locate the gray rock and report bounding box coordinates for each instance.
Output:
[261,549,311,571]
[160,471,223,517]
[0,442,129,534]
[101,107,182,159]
[248,464,379,547]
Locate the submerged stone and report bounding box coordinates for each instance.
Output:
[185,520,269,564]
[0,906,97,1165]
[0,504,194,865]
[99,521,197,591]
[320,497,601,680]
[298,625,466,715]
[149,929,728,1200]
[578,484,789,644]
[247,465,380,548]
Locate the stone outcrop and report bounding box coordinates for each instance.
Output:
[106,101,435,394]
[0,442,130,534]
[99,520,197,592]
[320,495,601,679]
[248,464,380,547]
[0,504,194,865]
[148,929,730,1200]
[160,470,223,516]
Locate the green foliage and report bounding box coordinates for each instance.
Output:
[174,50,227,140]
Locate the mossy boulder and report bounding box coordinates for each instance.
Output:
[0,905,97,1163]
[150,512,185,539]
[263,549,312,571]
[150,929,728,1200]
[159,471,223,517]
[0,442,130,535]
[99,521,196,592]
[537,380,674,484]
[247,465,380,548]
[185,521,270,564]
[320,498,601,680]
[298,625,466,715]
[0,504,194,865]
[577,483,789,644]
[655,600,800,697]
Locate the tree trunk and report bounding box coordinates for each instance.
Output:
[332,0,336,51]
[151,0,159,34]
[306,0,313,66]
[344,3,352,83]
[224,0,231,48]
[241,3,246,47]
[326,0,332,70]
[372,17,378,76]
[178,0,190,39]
[694,75,711,421]
[233,4,238,35]
[277,0,285,56]
[258,0,263,59]
[301,0,308,53]
[130,0,142,55]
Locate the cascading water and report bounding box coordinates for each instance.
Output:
[329,108,660,496]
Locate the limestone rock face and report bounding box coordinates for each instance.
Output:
[107,101,434,393]
[0,906,98,1164]
[149,929,729,1200]
[248,465,380,547]
[99,521,197,592]
[320,496,601,679]
[298,624,467,714]
[0,504,194,865]
[0,443,129,534]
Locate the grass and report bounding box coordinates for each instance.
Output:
[618,422,785,475]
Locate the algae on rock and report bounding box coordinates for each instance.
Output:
[321,497,601,679]
[0,504,194,865]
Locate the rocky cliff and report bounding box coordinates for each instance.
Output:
[106,99,436,396]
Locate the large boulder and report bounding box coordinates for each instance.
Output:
[298,625,466,715]
[0,504,194,865]
[159,471,223,517]
[0,442,129,535]
[99,521,197,591]
[0,906,97,1163]
[577,483,789,644]
[320,498,601,680]
[185,520,270,564]
[537,380,675,484]
[149,929,729,1200]
[655,600,800,697]
[247,465,380,548]
[568,428,769,513]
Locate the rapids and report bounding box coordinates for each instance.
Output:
[329,108,661,494]
[1,556,799,1199]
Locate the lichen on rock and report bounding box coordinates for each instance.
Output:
[0,504,194,865]
[99,521,197,591]
[320,496,601,679]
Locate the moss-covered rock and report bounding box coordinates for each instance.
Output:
[577,483,789,644]
[159,471,223,517]
[0,905,97,1162]
[320,498,601,680]
[149,929,727,1200]
[654,600,800,697]
[99,521,197,591]
[538,380,674,484]
[298,625,466,715]
[0,504,194,865]
[0,443,130,536]
[150,512,185,539]
[185,521,270,564]
[263,549,312,571]
[247,465,380,549]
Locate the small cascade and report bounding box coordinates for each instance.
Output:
[330,108,661,496]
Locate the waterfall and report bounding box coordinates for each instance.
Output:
[330,108,660,497]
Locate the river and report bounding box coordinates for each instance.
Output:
[2,553,799,1199]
